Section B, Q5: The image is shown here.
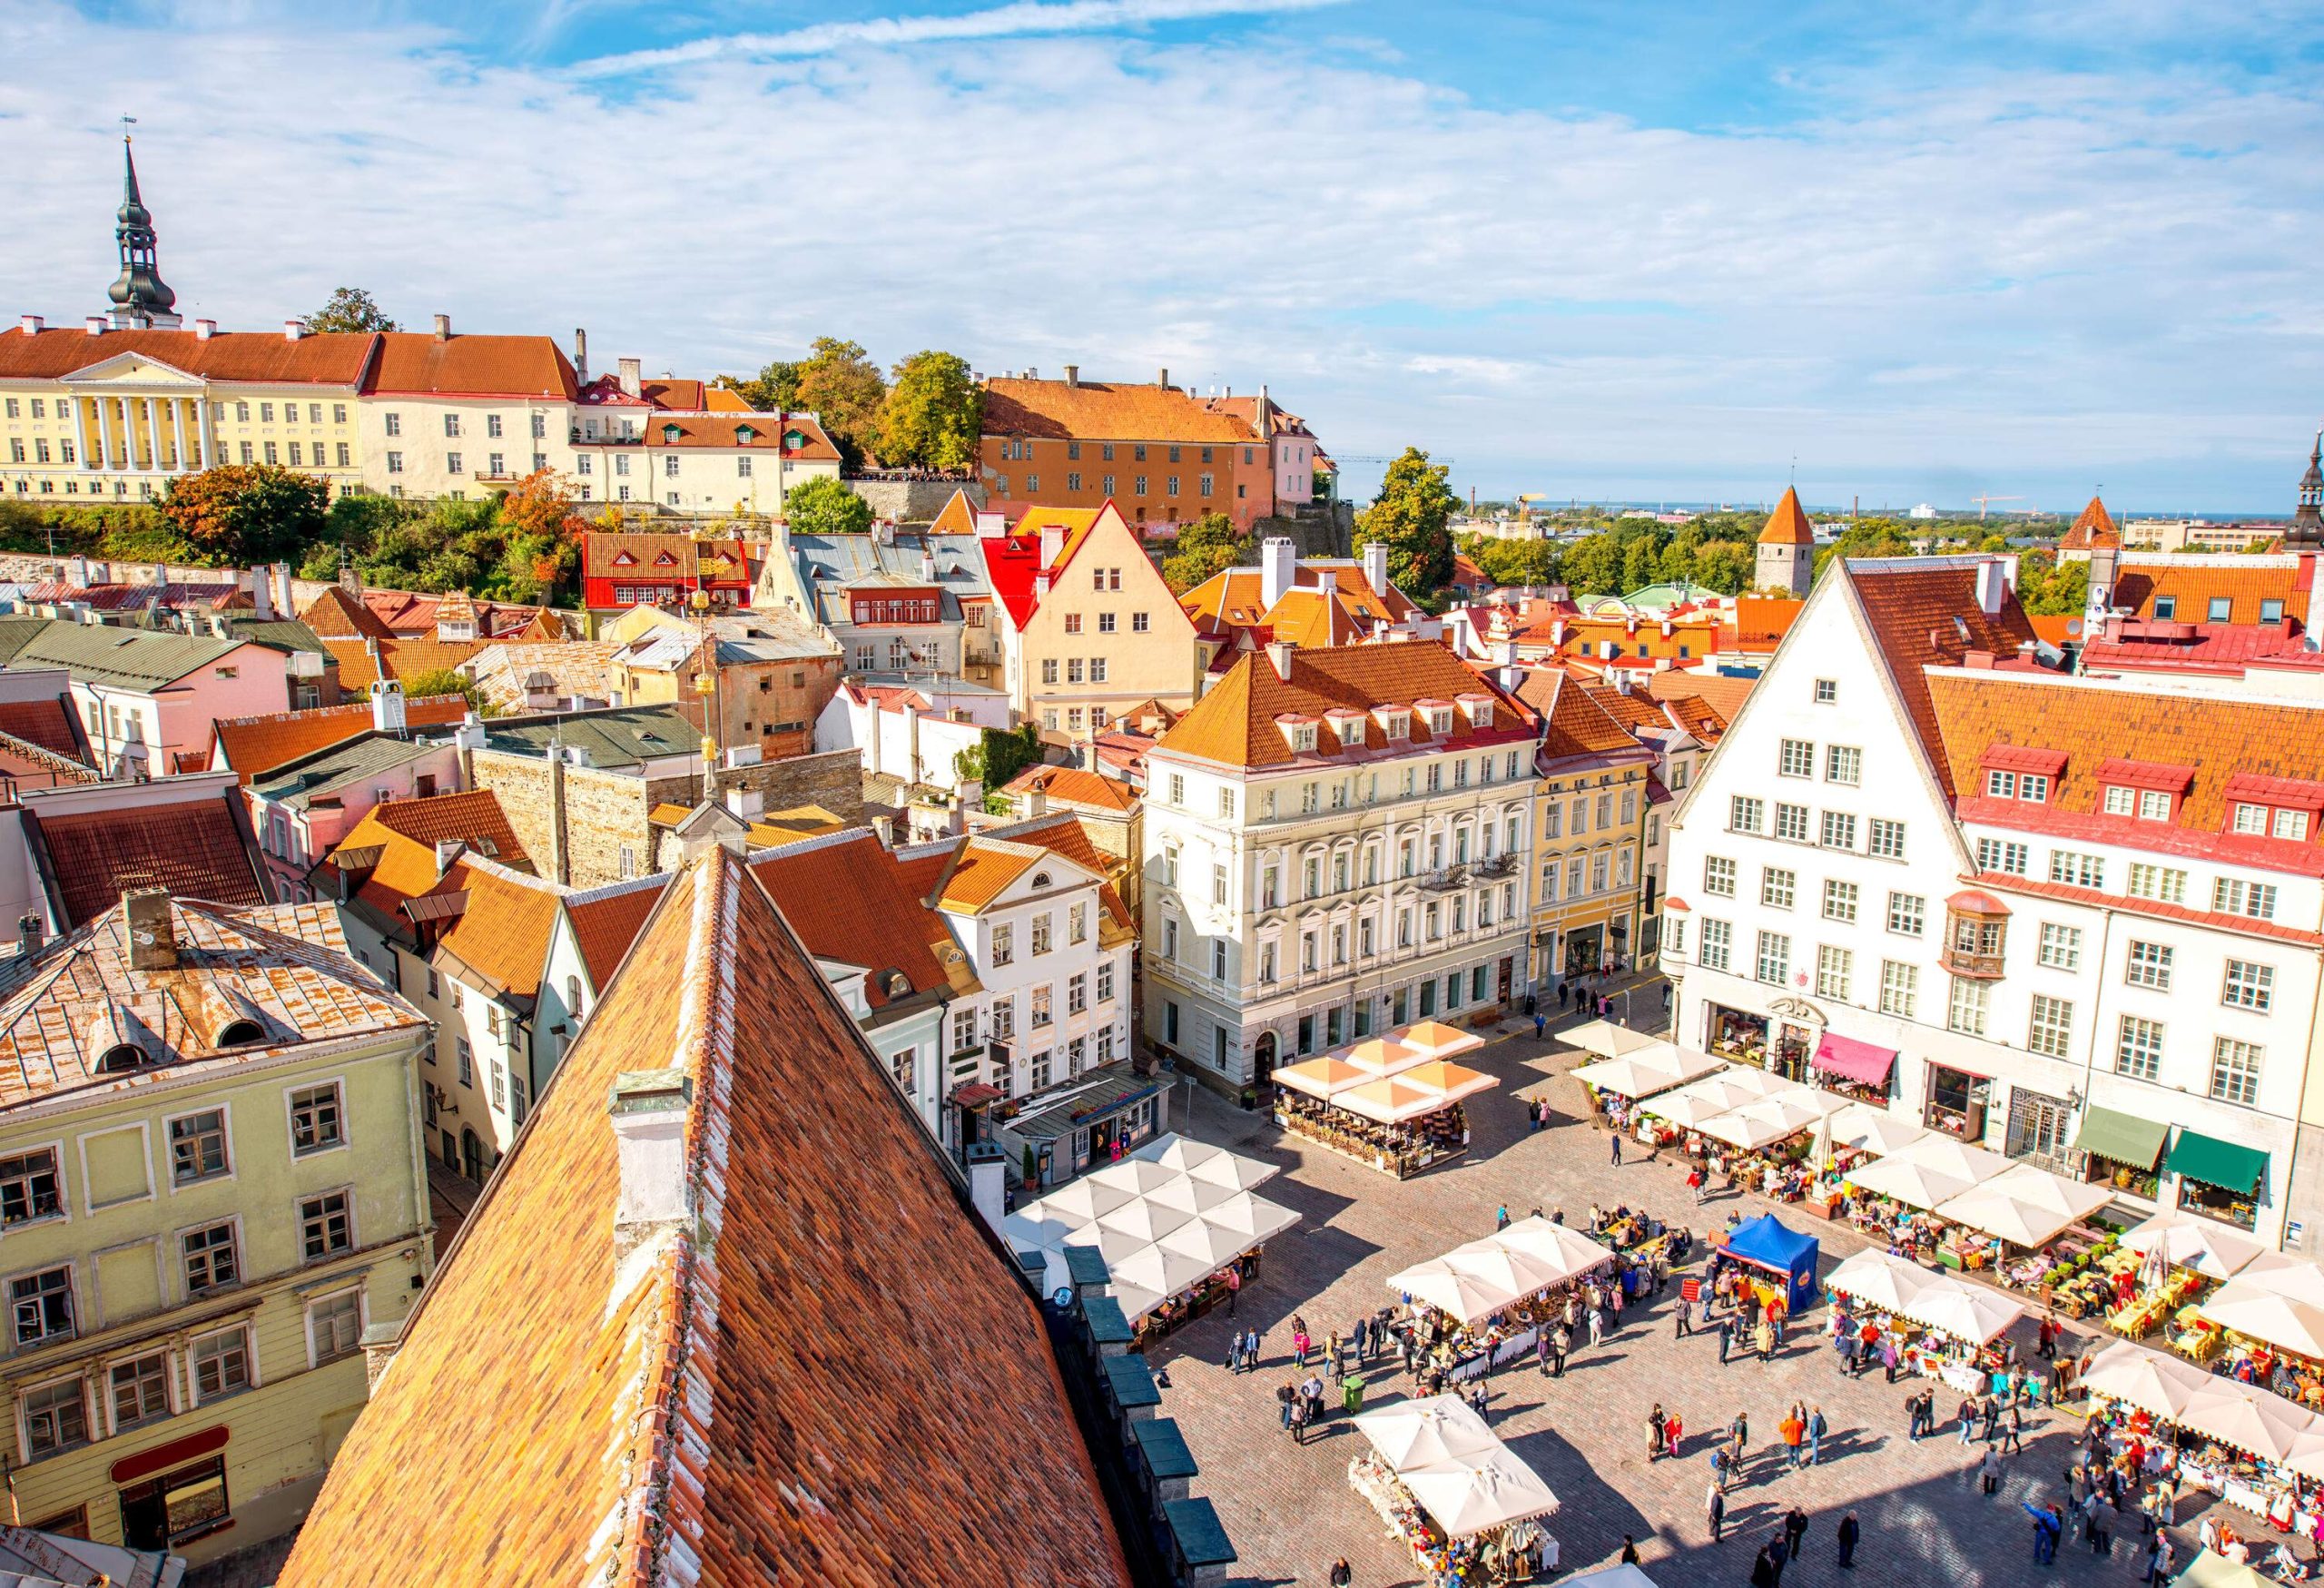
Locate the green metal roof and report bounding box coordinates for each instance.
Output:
[2073,1104,2170,1170]
[2165,1128,2270,1195]
[9,620,248,690]
[481,704,701,770]
[0,617,51,667]
[1130,1417,1197,1479]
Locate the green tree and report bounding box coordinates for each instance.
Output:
[876,351,983,469]
[157,465,329,567]
[793,338,888,468]
[1689,539,1756,595]
[783,475,872,537]
[305,287,398,334]
[1560,531,1625,596]
[1458,534,1558,589]
[399,666,490,716]
[715,359,801,411]
[2017,555,2089,616]
[1620,533,1663,593]
[1354,448,1457,605]
[1161,512,1250,594]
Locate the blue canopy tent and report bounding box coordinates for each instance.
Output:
[1718,1214,1819,1314]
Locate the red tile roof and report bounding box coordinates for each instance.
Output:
[363,331,577,399]
[563,877,670,990]
[2109,558,2312,626]
[212,695,470,784]
[981,816,1134,930]
[0,324,374,385]
[1177,563,1414,648]
[747,831,957,1008]
[1731,596,1805,647]
[982,376,1255,443]
[1758,487,1815,547]
[1844,557,2041,798]
[583,531,751,583]
[2061,494,2121,550]
[1004,764,1139,813]
[644,414,841,462]
[434,860,564,1001]
[1157,641,1532,769]
[320,636,486,691]
[34,798,265,925]
[0,695,84,760]
[278,846,1129,1588]
[298,586,397,640]
[979,507,1109,628]
[1643,667,1758,724]
[2079,618,2324,677]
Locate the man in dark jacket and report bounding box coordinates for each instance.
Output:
[1836,1512,1860,1570]
[1784,1507,1809,1561]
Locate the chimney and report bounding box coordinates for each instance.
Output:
[432,313,451,342]
[248,565,273,619]
[965,1140,1007,1234]
[920,550,938,583]
[1963,649,1996,669]
[608,1070,694,1263]
[370,677,408,735]
[15,913,42,958]
[434,840,465,873]
[284,319,306,342]
[1039,521,1065,569]
[84,317,105,336]
[123,888,177,972]
[724,784,764,822]
[1157,367,1170,389]
[1064,364,1079,388]
[1027,779,1049,817]
[452,714,487,754]
[17,316,41,335]
[1260,536,1297,610]
[194,319,215,340]
[617,357,642,398]
[872,814,893,848]
[272,562,294,618]
[574,327,588,384]
[1974,557,2007,616]
[340,561,361,595]
[1266,639,1295,681]
[1364,540,1390,597]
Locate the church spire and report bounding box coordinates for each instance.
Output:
[2292,429,2324,549]
[106,133,178,329]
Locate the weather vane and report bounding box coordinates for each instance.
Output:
[121,113,136,142]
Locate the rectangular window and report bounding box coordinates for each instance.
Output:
[310,1291,362,1365]
[1778,739,1813,777]
[1774,803,1809,843]
[169,1111,229,1184]
[1754,930,1790,985]
[1760,868,1794,909]
[10,1267,74,1347]
[2018,774,2051,804]
[182,1223,239,1295]
[21,1377,88,1458]
[1728,796,1763,833]
[1816,944,1852,1000]
[108,1354,171,1432]
[2211,1038,2263,1106]
[2124,940,2172,990]
[1822,879,1858,922]
[290,1083,344,1156]
[2232,803,2269,835]
[1947,976,1990,1037]
[2027,993,2074,1059]
[1887,892,1925,935]
[2049,850,2104,889]
[1975,838,2028,875]
[1700,920,1732,972]
[1827,745,1862,784]
[2037,923,2082,971]
[990,924,1013,966]
[0,1149,63,1227]
[1867,818,1905,860]
[2117,1015,2164,1080]
[2130,863,2189,904]
[2213,879,2280,921]
[1819,811,1857,851]
[300,1190,352,1262]
[2223,959,2275,1011]
[1879,961,1918,1017]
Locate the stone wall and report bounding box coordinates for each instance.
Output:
[468,750,658,889]
[715,747,864,823]
[845,478,983,524]
[1249,501,1354,559]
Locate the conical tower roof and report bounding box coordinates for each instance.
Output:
[1758,487,1815,547]
[2292,430,2323,547]
[2060,493,2120,551]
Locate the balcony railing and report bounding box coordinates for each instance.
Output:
[1939,946,2006,979]
[1474,853,1521,878]
[1415,865,1470,893]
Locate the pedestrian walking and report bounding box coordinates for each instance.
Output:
[1536,1328,1552,1376]
[2038,1312,2058,1359]
[1675,1296,1693,1338]
[1226,1264,1241,1316]
[1649,1403,1667,1460]
[1768,1533,1790,1584]
[2024,1500,2061,1565]
[1957,1396,1979,1445]
[1837,1511,1860,1570]
[1610,1132,1623,1168]
[1276,1380,1295,1432]
[1806,1405,1827,1465]
[1588,1306,1605,1349]
[1551,1324,1571,1377]
[1779,1408,1805,1468]
[1980,1393,2000,1444]
[1755,1317,1775,1363]
[1328,1559,1352,1588]
[1785,1507,1809,1561]
[2142,1533,2171,1587]
[1496,1205,1511,1231]
[1688,1165,1706,1204]
[1718,1316,1734,1365]
[1533,1011,1546,1041]
[1666,1408,1685,1459]
[1290,1394,1311,1445]
[1731,1410,1751,1460]
[1707,1483,1726,1543]
[1905,1391,1922,1443]
[1560,981,1571,1011]
[1978,1445,2004,1495]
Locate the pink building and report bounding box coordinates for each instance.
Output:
[7,619,292,776]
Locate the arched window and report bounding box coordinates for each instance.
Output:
[216,1021,264,1046]
[98,1044,145,1074]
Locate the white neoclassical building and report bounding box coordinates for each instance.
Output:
[1666,553,2324,1252]
[1140,639,1537,1090]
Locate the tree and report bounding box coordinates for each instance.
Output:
[157,465,329,567]
[1560,531,1625,597]
[399,666,490,716]
[2017,555,2089,616]
[1689,539,1756,595]
[783,475,872,537]
[1459,534,1559,589]
[876,351,983,469]
[793,338,888,468]
[715,359,801,412]
[305,287,398,334]
[1161,512,1250,593]
[1354,449,1458,606]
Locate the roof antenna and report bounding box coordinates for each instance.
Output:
[1788,453,1797,488]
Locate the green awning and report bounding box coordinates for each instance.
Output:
[2074,1105,2170,1170]
[2165,1129,2270,1195]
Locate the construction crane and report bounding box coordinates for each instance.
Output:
[1971,493,2024,521]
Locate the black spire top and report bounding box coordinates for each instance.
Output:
[106,136,177,327]
[2292,428,2324,548]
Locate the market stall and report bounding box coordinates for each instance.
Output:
[1828,1249,2025,1390]
[1569,1044,1720,1104]
[1273,1040,1493,1178]
[1384,1218,1622,1383]
[1842,1132,2008,1211]
[1698,1088,1846,1153]
[2122,1210,2264,1284]
[1350,1395,1561,1583]
[2192,1284,2324,1401]
[1931,1161,2114,1277]
[2082,1339,2324,1528]
[1824,1102,1928,1159]
[1563,1020,1666,1061]
[1718,1213,1819,1314]
[1003,1134,1299,1340]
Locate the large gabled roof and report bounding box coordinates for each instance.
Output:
[979,505,1112,628]
[2062,493,2121,550]
[745,830,958,1009]
[7,622,251,691]
[35,796,266,926]
[0,324,374,385]
[363,330,577,399]
[2110,556,2311,627]
[1156,641,1532,771]
[432,858,566,1002]
[981,375,1255,443]
[1842,557,2042,799]
[277,845,1129,1588]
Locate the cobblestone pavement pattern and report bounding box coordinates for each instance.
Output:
[1150,996,2252,1587]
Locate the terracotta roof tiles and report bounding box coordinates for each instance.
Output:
[2062,494,2121,550]
[1156,642,1532,770]
[0,695,84,760]
[746,831,954,1007]
[2110,558,2311,626]
[212,695,469,784]
[1844,557,2040,798]
[562,876,670,990]
[1758,487,1816,547]
[433,859,565,1001]
[34,798,265,926]
[363,331,576,399]
[982,376,1255,444]
[0,324,374,385]
[1004,764,1139,814]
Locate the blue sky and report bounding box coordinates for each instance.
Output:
[8,0,2324,512]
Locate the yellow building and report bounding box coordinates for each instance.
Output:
[1515,669,1655,991]
[982,500,1203,734]
[0,889,431,1563]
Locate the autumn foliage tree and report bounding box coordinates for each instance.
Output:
[158,464,329,567]
[793,338,889,469]
[488,469,586,605]
[1354,448,1458,606]
[876,350,983,469]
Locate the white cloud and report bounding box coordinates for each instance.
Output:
[2,2,2319,507]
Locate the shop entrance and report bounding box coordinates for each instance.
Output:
[1252,1031,1277,1087]
[1497,957,1513,1005]
[119,1457,228,1553]
[1563,924,1603,976]
[1924,1065,1990,1142]
[2006,1089,2076,1173]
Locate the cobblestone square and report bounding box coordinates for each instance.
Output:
[1148,1008,2241,1587]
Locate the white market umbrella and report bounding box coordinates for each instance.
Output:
[1156,1218,1255,1270]
[1933,1188,2077,1248]
[1193,1189,1299,1244]
[1899,1276,2025,1344]
[1083,1159,1183,1196]
[2080,1340,2213,1422]
[1979,1162,2113,1225]
[1400,1060,1499,1105]
[1387,1258,1519,1326]
[1274,1057,1370,1100]
[1570,1045,1714,1100]
[1492,1218,1615,1283]
[2121,1210,2263,1283]
[1827,1103,1929,1159]
[1128,1133,1279,1191]
[1108,1243,1219,1301]
[2282,1428,2324,1484]
[1002,1208,1091,1251]
[1700,1092,1841,1149]
[1827,1248,1931,1315]
[2200,1283,2324,1360]
[1562,1020,1662,1060]
[2181,1383,2319,1463]
[1565,1569,1662,1588]
[1400,1449,1561,1537]
[1442,1241,1562,1302]
[1108,1279,1166,1324]
[1354,1394,1500,1472]
[1031,1177,1134,1220]
[1697,1107,1805,1150]
[1095,1197,1196,1244]
[1893,1133,2011,1187]
[1845,1153,1980,1212]
[2236,1252,2324,1307]
[1639,1075,1764,1129]
[1149,1176,1240,1215]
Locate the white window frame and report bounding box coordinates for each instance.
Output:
[283,1078,350,1159]
[162,1104,234,1193]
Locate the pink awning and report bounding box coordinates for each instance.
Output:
[1813,1032,1896,1086]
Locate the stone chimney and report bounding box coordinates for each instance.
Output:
[618,357,642,398]
[1260,536,1297,610]
[1157,368,1170,390]
[1064,364,1079,389]
[1364,541,1390,598]
[370,678,408,735]
[123,888,177,972]
[432,313,451,341]
[1266,640,1295,681]
[15,913,42,958]
[965,1140,1008,1235]
[248,566,273,620]
[609,1070,694,1263]
[574,327,589,384]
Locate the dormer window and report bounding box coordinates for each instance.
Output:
[2262,599,2286,625]
[1984,769,2047,801]
[98,1044,146,1074]
[2017,774,2048,802]
[2103,786,2173,821]
[654,550,678,566]
[1284,723,1318,753]
[1427,707,1453,736]
[2153,597,2177,619]
[1458,694,1495,728]
[734,425,756,446]
[662,424,681,443]
[1375,708,1411,742]
[2277,810,2311,841]
[2232,803,2269,835]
